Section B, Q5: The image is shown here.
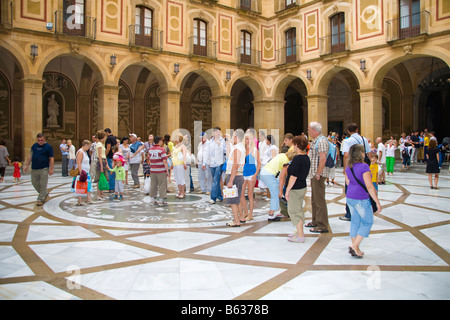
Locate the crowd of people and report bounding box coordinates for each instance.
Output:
[1,123,449,259]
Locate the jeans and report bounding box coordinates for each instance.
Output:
[210,165,223,201]
[347,197,374,238]
[107,157,115,190]
[260,168,279,211]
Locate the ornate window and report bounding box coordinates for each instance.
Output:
[135,6,153,47]
[285,28,296,63]
[330,12,345,53]
[193,19,207,56]
[399,0,420,38]
[63,0,85,36]
[240,31,252,64]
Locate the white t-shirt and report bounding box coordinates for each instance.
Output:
[386,145,396,157]
[377,142,386,163]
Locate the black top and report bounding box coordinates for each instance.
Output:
[105,135,117,159]
[287,154,310,189]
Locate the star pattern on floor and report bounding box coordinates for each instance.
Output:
[0,168,449,300]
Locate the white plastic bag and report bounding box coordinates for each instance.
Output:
[223,185,238,198]
[143,176,151,194]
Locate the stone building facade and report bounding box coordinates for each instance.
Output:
[0,0,449,160]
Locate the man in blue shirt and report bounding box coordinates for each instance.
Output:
[24,133,54,206]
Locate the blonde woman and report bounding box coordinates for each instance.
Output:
[172,134,187,198]
[240,132,261,222]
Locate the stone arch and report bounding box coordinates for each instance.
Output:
[370,50,450,89]
[226,72,265,99]
[0,39,28,77]
[36,48,107,86]
[112,55,170,92]
[177,66,223,97]
[273,73,310,102]
[315,63,362,96]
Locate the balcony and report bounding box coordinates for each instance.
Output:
[237,0,260,14]
[188,36,217,59]
[236,47,261,67]
[54,10,96,40]
[386,11,430,42]
[128,25,163,51]
[319,31,351,56]
[0,0,12,30]
[276,45,301,65]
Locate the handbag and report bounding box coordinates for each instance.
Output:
[69,164,79,177]
[350,167,377,213]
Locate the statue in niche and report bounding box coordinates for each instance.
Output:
[46,93,60,128]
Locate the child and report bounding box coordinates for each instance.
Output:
[107,155,126,200]
[401,142,411,172]
[370,154,379,192]
[12,157,22,183]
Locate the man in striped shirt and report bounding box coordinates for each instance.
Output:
[148,136,169,206]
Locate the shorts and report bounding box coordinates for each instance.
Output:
[225,175,244,205]
[115,180,124,194]
[244,175,254,181]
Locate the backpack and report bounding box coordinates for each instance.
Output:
[315,137,337,168]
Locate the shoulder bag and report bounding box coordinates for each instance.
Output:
[350,167,377,213]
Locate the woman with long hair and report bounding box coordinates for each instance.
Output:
[426,139,440,189]
[241,132,261,222]
[345,144,382,258]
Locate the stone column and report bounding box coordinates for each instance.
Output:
[210,95,231,132]
[358,87,383,142]
[21,77,45,161]
[97,84,120,134]
[306,94,329,136]
[253,99,284,146]
[160,90,181,137]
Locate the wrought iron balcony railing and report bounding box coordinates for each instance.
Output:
[319,31,351,55]
[386,11,430,42]
[188,36,217,59]
[129,25,163,50]
[236,47,261,67]
[55,10,96,40]
[276,45,301,65]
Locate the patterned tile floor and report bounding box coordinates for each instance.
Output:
[0,164,449,300]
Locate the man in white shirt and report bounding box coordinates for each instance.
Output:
[376,137,386,185]
[196,132,212,194]
[204,127,226,204]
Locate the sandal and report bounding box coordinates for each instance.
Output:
[226,221,240,227]
[349,246,364,258]
[304,222,316,228]
[288,236,305,243]
[309,227,329,233]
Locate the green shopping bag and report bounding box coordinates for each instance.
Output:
[98,172,109,191]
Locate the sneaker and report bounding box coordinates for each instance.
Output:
[119,195,123,200]
[113,195,119,201]
[208,199,216,204]
[157,201,168,206]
